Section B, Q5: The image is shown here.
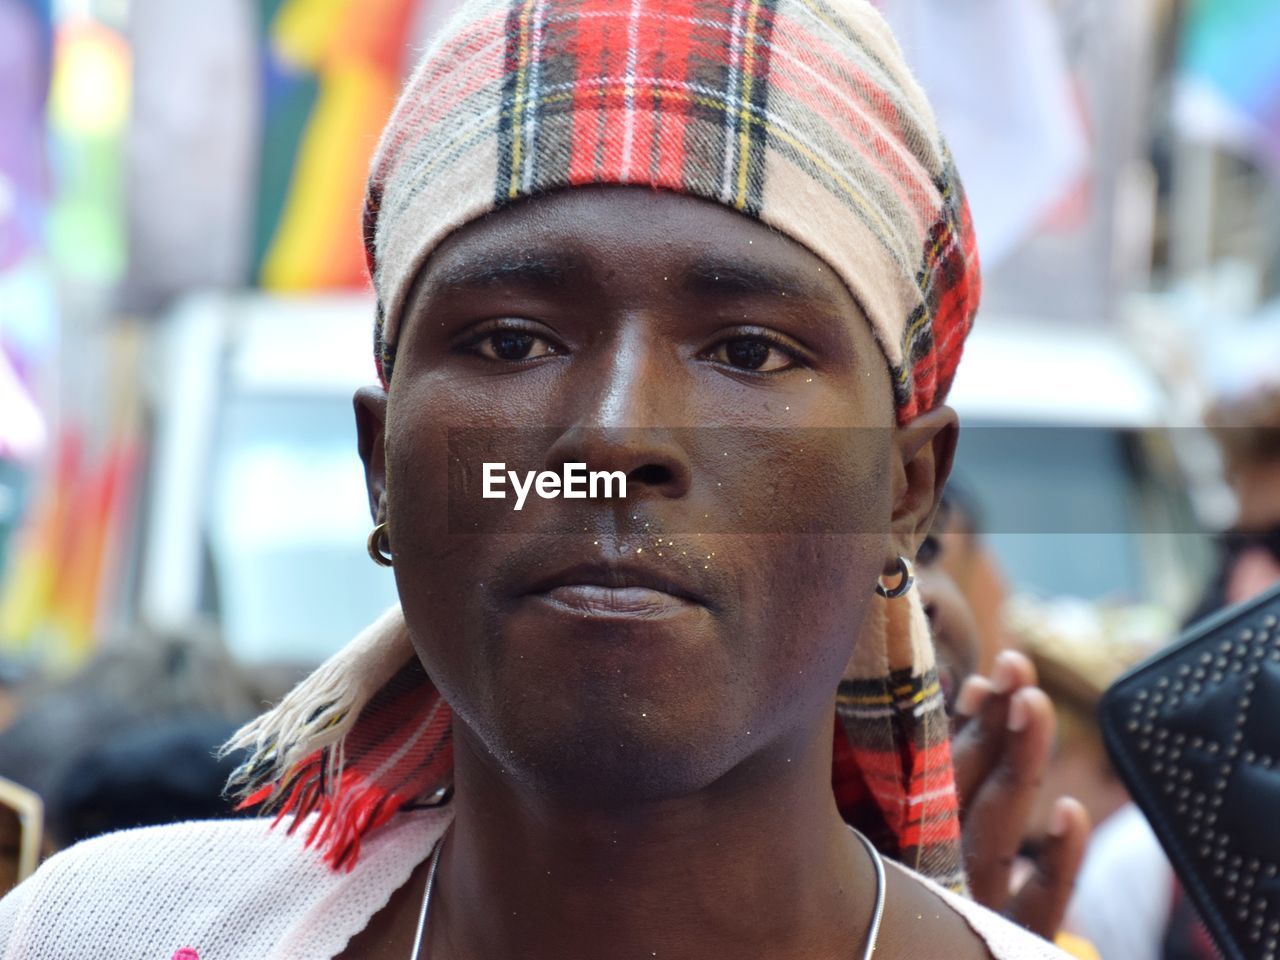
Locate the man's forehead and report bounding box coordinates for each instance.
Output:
[422,248,841,303]
[411,188,856,310]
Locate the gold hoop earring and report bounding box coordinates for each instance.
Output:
[368,522,393,567]
[875,555,914,599]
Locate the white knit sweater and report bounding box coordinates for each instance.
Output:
[0,808,1069,959]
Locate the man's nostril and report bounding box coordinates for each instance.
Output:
[629,463,672,486]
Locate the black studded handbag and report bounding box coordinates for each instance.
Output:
[1100,582,1280,960]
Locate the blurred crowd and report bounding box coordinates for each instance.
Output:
[0,628,310,889]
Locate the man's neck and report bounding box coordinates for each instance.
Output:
[426,720,877,960]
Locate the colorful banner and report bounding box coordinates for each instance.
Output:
[45,16,130,284]
[0,324,144,671]
[254,0,419,291]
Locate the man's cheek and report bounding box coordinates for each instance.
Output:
[687,428,889,535]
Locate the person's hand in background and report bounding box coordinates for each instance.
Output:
[951,650,1090,942]
[918,502,1094,949]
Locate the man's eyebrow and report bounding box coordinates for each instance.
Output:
[680,259,835,303]
[428,253,575,294]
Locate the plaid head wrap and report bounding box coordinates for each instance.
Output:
[227,0,977,892]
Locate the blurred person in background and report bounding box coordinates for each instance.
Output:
[912,498,1096,958]
[0,631,257,858]
[915,499,981,713]
[47,714,246,849]
[1065,382,1280,960]
[1019,643,1130,851]
[1196,384,1280,613]
[932,484,1011,676]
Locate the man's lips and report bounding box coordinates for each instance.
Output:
[539,584,697,618]
[526,561,704,601]
[524,561,707,619]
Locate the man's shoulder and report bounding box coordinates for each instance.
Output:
[0,819,301,958]
[885,859,1076,960]
[58,813,279,855]
[26,816,315,891]
[0,810,448,959]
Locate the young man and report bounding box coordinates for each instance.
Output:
[0,1,1072,956]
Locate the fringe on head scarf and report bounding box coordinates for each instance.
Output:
[225,0,979,892]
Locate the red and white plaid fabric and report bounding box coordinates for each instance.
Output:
[365,0,980,423]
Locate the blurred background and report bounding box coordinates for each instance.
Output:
[0,0,1278,948]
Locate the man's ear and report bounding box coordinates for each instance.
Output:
[354,386,389,523]
[888,404,958,570]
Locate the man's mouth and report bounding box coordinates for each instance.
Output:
[525,561,707,619]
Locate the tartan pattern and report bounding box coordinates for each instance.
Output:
[238,660,453,872]
[892,150,980,421]
[491,0,779,211]
[364,0,981,425]
[835,668,965,892]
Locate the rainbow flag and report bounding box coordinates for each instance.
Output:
[0,330,144,670]
[253,0,419,291]
[1177,0,1280,164]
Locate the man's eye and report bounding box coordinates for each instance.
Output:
[473,330,558,362]
[709,336,798,373]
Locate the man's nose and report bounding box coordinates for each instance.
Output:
[543,331,692,500]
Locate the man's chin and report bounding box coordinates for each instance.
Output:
[464,715,745,808]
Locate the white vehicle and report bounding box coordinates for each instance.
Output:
[143,291,395,665]
[947,318,1211,614]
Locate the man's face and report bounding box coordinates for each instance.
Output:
[366,186,915,803]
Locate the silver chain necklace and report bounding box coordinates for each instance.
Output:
[408,824,886,960]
